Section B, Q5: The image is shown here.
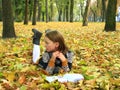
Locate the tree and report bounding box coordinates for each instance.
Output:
[66,0,69,21]
[58,9,62,21]
[24,0,29,25]
[29,0,34,21]
[82,0,91,26]
[90,0,102,22]
[101,0,107,22]
[70,0,74,22]
[63,7,66,21]
[79,0,84,21]
[42,11,45,21]
[0,0,2,21]
[45,0,49,22]
[32,0,37,25]
[14,0,24,22]
[41,0,45,22]
[104,0,117,31]
[55,0,63,21]
[37,0,42,21]
[50,0,54,21]
[2,0,16,38]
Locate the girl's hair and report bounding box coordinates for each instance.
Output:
[45,30,68,54]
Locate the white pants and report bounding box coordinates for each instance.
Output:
[33,44,40,63]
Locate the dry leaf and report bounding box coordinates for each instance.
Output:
[18,74,26,84]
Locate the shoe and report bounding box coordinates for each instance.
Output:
[32,28,42,38]
[32,28,42,45]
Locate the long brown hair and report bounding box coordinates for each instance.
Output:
[45,30,68,54]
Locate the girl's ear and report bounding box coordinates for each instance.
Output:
[55,42,59,48]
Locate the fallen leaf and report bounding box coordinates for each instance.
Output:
[18,74,26,84]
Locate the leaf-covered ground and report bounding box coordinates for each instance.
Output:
[0,22,120,90]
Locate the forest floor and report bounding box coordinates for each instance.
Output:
[0,22,120,90]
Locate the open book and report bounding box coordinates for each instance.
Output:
[45,73,84,83]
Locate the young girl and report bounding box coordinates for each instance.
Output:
[32,29,74,75]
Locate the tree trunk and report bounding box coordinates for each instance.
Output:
[80,3,84,21]
[70,0,74,22]
[45,0,48,23]
[93,13,96,22]
[42,12,45,21]
[101,0,106,22]
[50,0,54,21]
[0,2,2,21]
[58,9,62,21]
[82,0,91,26]
[2,0,16,38]
[37,0,41,21]
[29,11,32,21]
[24,0,29,25]
[32,0,37,25]
[66,0,69,22]
[29,0,33,21]
[104,0,117,31]
[63,8,66,21]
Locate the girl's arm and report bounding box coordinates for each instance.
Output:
[38,52,54,75]
[38,52,58,75]
[58,51,74,72]
[66,51,74,70]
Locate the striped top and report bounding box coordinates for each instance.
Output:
[38,51,74,75]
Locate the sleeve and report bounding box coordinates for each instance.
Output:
[45,57,55,75]
[38,52,55,75]
[67,51,74,70]
[38,52,49,69]
[62,51,74,72]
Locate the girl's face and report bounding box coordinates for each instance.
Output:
[44,37,59,52]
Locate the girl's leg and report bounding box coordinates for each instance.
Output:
[33,44,40,63]
[32,29,42,63]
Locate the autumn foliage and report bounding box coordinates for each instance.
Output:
[0,22,120,89]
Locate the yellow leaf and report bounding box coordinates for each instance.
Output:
[3,72,15,82]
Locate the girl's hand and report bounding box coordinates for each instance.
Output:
[50,51,60,63]
[52,51,60,59]
[57,52,66,62]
